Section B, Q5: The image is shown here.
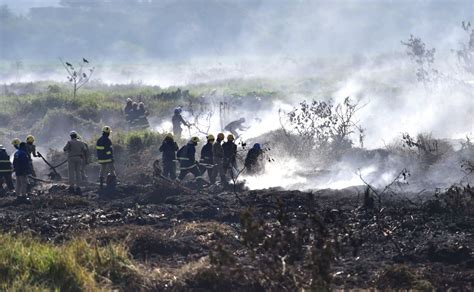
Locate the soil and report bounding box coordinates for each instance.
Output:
[0,178,472,290]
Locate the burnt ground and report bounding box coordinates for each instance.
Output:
[0,179,472,290]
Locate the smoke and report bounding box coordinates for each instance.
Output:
[2,0,474,191]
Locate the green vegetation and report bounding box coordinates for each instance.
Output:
[0,80,284,148]
[114,129,166,153]
[0,233,143,291]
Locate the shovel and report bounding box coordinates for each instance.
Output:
[37,152,65,181]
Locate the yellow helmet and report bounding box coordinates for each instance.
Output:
[11,138,21,147]
[217,133,225,140]
[191,136,200,143]
[207,134,215,141]
[26,135,35,143]
[102,126,112,134]
[227,134,235,141]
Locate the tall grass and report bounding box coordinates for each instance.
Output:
[0,233,142,291]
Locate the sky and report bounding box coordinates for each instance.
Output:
[1,0,473,60]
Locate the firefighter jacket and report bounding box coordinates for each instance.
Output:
[64,138,87,159]
[200,142,214,165]
[177,143,197,169]
[0,150,12,173]
[96,134,113,164]
[159,140,178,162]
[222,141,237,163]
[213,141,224,164]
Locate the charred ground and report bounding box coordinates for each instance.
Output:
[0,176,472,290]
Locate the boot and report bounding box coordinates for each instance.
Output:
[75,187,82,196]
[68,185,75,194]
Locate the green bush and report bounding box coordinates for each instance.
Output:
[115,130,165,152]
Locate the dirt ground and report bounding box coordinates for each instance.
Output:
[0,178,472,290]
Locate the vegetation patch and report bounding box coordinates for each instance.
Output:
[0,233,146,291]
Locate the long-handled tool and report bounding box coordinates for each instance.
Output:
[37,152,66,181]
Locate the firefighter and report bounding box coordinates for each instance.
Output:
[245,143,263,174]
[177,136,201,181]
[25,135,37,177]
[11,138,20,150]
[124,98,133,122]
[63,131,88,194]
[224,118,249,138]
[137,102,150,129]
[77,135,90,182]
[159,133,179,180]
[96,126,116,188]
[210,133,226,184]
[13,142,31,200]
[129,102,139,128]
[0,145,14,191]
[172,107,189,139]
[200,134,214,182]
[222,134,237,178]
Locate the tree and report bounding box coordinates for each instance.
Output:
[401,35,437,83]
[456,21,474,74]
[283,97,365,159]
[59,58,95,98]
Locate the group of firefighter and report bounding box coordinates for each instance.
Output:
[0,135,42,200]
[0,104,264,199]
[123,98,150,129]
[160,131,263,185]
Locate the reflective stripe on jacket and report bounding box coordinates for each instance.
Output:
[178,143,196,168]
[96,135,113,164]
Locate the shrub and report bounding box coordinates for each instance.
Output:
[115,130,165,152]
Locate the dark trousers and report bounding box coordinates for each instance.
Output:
[178,164,201,180]
[163,160,177,180]
[0,173,14,190]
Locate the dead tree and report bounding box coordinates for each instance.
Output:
[59,58,95,98]
[186,96,214,135]
[281,97,365,160]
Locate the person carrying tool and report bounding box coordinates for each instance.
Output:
[96,126,116,189]
[0,145,14,191]
[224,118,249,138]
[172,107,189,139]
[223,134,237,178]
[200,134,214,182]
[64,131,87,194]
[245,143,264,174]
[211,133,226,185]
[26,135,37,177]
[177,136,202,181]
[159,133,179,180]
[13,142,31,201]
